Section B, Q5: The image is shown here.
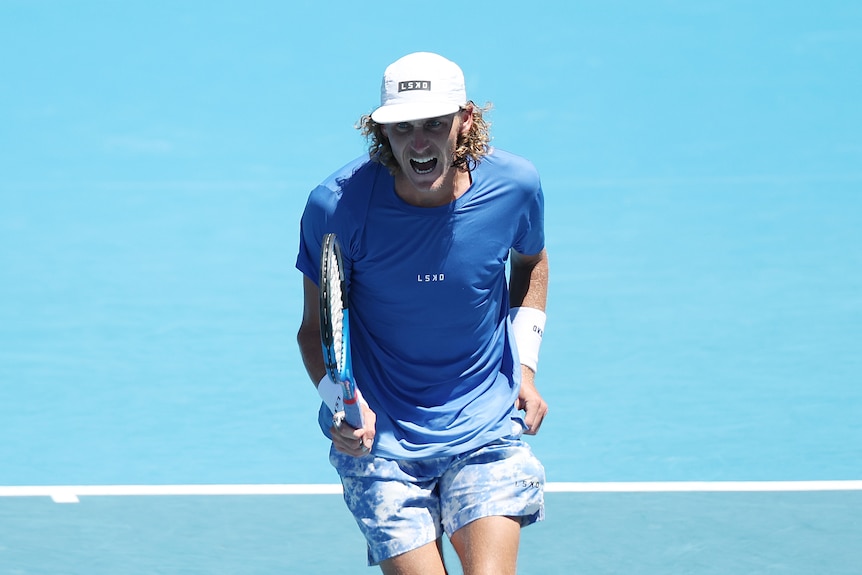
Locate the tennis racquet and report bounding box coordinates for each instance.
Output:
[319,233,364,429]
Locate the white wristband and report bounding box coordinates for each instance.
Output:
[317,374,363,414]
[317,374,343,415]
[509,307,546,373]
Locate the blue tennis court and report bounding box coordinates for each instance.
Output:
[2,2,861,573]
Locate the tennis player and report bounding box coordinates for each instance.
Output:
[296,52,550,575]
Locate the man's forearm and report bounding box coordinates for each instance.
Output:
[509,249,549,310]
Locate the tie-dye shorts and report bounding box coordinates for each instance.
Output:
[329,435,545,566]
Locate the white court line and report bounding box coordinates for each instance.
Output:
[1,481,861,503]
[543,480,862,493]
[0,484,343,503]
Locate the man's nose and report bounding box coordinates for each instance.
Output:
[410,127,430,150]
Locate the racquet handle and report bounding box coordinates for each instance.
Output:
[342,400,364,430]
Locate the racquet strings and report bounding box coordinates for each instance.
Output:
[325,247,345,375]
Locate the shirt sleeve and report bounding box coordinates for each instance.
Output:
[512,167,546,256]
[295,184,335,285]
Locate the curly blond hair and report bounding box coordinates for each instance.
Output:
[356,101,492,175]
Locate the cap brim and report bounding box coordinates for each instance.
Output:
[370,102,462,124]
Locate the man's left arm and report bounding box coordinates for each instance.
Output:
[509,248,549,434]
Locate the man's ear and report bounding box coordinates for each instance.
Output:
[459,105,474,134]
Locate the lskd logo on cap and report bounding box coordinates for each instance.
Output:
[398,81,431,92]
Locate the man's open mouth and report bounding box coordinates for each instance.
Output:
[409,157,438,175]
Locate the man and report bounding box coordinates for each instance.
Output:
[296,52,550,575]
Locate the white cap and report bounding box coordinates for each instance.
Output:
[370,52,467,124]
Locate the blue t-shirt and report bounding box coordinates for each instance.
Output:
[296,148,545,459]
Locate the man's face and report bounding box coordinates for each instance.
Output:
[382,109,472,202]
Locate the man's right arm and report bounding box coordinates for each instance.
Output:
[297,274,377,454]
[297,274,327,384]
